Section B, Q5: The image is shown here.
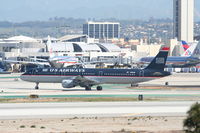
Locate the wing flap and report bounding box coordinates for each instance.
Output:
[73,76,100,86]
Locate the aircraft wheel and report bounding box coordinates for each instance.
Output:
[85,86,91,91]
[35,82,39,89]
[96,86,102,91]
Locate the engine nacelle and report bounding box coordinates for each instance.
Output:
[62,80,75,88]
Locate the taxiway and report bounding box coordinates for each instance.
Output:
[0,101,196,119]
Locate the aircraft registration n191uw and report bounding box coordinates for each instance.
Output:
[20,47,171,91]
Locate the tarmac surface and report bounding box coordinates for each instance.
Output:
[0,73,200,98]
[0,73,200,119]
[0,73,200,132]
[0,101,195,119]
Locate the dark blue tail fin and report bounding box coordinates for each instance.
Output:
[144,47,169,71]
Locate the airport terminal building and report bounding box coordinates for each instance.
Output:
[0,34,193,70]
[83,21,120,42]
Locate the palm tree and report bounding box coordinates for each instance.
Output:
[184,102,200,133]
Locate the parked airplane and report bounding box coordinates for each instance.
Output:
[181,40,190,52]
[20,47,171,91]
[5,57,50,72]
[6,57,49,66]
[139,41,200,68]
[48,56,78,68]
[0,61,11,74]
[5,36,79,69]
[46,36,79,68]
[47,36,117,68]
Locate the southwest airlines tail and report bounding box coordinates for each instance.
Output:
[144,47,169,71]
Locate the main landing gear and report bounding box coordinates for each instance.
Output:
[35,82,39,89]
[84,86,103,91]
[96,86,102,91]
[85,86,92,91]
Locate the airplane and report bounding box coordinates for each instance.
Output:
[46,36,79,68]
[5,57,50,72]
[47,36,118,68]
[181,40,190,52]
[20,47,171,91]
[0,61,11,74]
[48,56,79,68]
[5,57,49,66]
[5,54,78,69]
[5,36,79,69]
[139,41,200,68]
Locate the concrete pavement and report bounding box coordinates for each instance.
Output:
[0,101,197,119]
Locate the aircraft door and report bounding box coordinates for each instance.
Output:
[139,70,144,77]
[32,69,38,75]
[99,71,103,76]
[32,69,36,75]
[61,71,65,76]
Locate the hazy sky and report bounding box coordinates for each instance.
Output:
[0,0,200,22]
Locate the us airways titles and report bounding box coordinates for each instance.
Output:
[43,68,85,73]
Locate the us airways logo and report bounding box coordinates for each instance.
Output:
[48,68,85,73]
[155,57,164,64]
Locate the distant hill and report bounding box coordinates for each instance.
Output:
[0,17,198,41]
[0,17,86,38]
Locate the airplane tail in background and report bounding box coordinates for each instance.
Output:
[181,40,189,51]
[181,41,199,57]
[144,47,169,71]
[191,41,200,58]
[47,35,55,58]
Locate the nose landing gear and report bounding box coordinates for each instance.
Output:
[35,82,39,89]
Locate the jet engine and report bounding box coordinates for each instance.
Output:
[62,80,75,88]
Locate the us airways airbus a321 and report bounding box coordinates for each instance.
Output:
[20,47,171,91]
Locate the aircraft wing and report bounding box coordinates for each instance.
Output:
[5,60,49,66]
[73,75,100,87]
[5,60,35,64]
[68,60,115,68]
